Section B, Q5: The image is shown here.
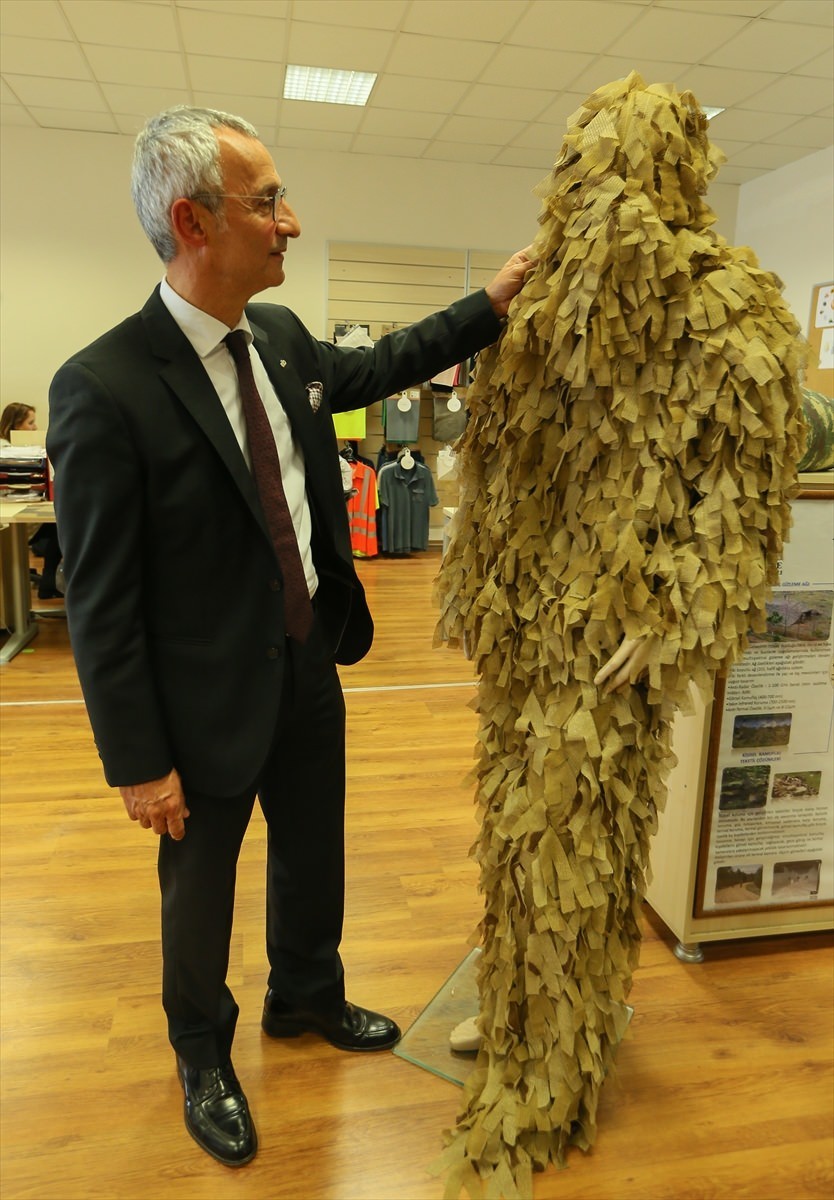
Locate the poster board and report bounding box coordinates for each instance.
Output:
[694,490,834,916]
[805,281,834,396]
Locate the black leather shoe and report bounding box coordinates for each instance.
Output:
[261,993,401,1051]
[176,1057,257,1166]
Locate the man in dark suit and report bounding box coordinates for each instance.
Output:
[47,106,534,1167]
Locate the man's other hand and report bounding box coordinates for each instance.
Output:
[594,636,654,696]
[485,246,538,319]
[120,768,189,840]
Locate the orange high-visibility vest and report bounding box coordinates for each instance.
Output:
[347,461,378,558]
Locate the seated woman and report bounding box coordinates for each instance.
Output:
[0,402,63,598]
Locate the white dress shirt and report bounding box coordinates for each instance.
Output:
[160,278,317,597]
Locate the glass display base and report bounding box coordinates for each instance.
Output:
[394,947,634,1088]
[394,948,481,1086]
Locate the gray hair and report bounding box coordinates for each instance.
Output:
[131,106,259,263]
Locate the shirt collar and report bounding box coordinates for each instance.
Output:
[160,277,253,358]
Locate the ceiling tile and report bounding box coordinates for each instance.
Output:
[743,73,834,115]
[707,106,801,141]
[385,34,495,81]
[0,0,70,40]
[288,0,406,29]
[457,84,553,122]
[251,123,277,145]
[101,83,192,116]
[422,140,499,164]
[83,45,186,88]
[358,107,445,139]
[3,74,105,110]
[706,20,829,72]
[368,74,469,114]
[273,127,354,152]
[509,1,643,52]
[287,22,393,72]
[614,7,749,62]
[177,0,290,15]
[655,0,772,13]
[511,121,578,150]
[179,9,286,61]
[190,92,280,126]
[351,133,430,157]
[481,46,594,92]
[731,141,817,168]
[0,103,38,126]
[535,92,597,128]
[188,54,282,97]
[437,113,527,144]
[402,0,520,41]
[770,113,834,147]
[280,98,364,131]
[717,163,770,183]
[114,113,147,134]
[566,56,689,98]
[0,36,91,79]
[62,0,178,51]
[794,47,834,78]
[764,0,834,25]
[709,135,752,158]
[492,145,555,169]
[675,64,780,107]
[28,105,118,132]
[1,79,19,103]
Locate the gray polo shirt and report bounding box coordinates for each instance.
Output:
[378,459,438,552]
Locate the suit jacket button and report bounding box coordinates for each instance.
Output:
[266,645,282,660]
[269,578,282,592]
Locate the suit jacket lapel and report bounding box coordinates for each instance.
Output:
[141,288,272,546]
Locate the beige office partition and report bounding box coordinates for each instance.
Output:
[327,242,512,539]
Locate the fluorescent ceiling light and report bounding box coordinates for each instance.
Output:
[284,64,377,106]
[703,106,726,120]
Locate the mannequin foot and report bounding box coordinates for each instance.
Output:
[449,1015,481,1053]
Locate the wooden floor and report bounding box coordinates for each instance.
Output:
[1,552,832,1200]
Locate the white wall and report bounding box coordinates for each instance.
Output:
[735,145,834,336]
[1,123,740,424]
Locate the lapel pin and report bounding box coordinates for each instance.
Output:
[279,359,287,368]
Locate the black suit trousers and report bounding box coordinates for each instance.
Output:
[157,611,347,1068]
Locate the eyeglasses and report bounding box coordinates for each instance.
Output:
[192,184,288,221]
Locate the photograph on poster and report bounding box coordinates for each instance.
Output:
[731,712,792,749]
[749,590,833,645]
[718,765,771,811]
[772,860,822,901]
[714,864,764,905]
[772,772,823,801]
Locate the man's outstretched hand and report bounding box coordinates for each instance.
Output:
[485,246,538,318]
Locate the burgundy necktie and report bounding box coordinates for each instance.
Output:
[224,330,313,643]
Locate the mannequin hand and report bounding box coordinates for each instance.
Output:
[594,636,653,696]
[120,767,189,840]
[485,246,538,318]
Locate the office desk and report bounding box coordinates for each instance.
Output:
[0,500,60,664]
